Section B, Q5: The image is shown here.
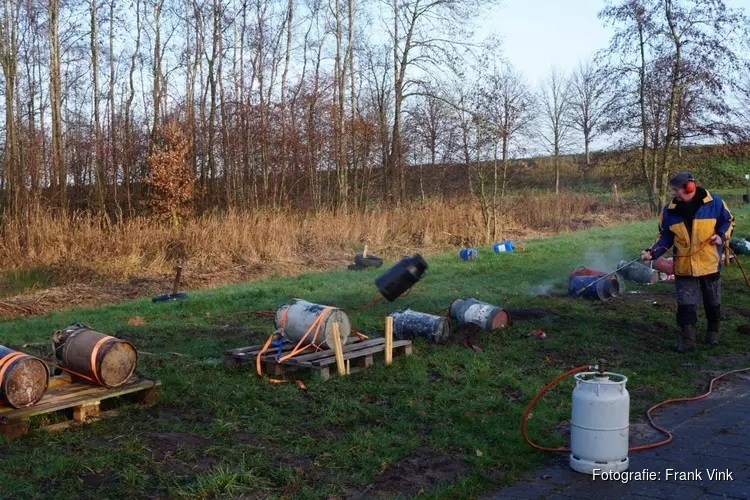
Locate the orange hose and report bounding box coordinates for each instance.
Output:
[650,239,750,289]
[520,365,590,452]
[522,365,750,453]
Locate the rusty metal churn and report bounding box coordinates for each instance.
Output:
[52,324,138,388]
[0,345,50,408]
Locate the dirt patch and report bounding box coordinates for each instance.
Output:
[115,330,139,343]
[233,432,313,474]
[451,323,486,351]
[726,307,750,319]
[351,446,471,499]
[142,431,222,477]
[502,387,523,404]
[506,308,557,321]
[147,404,216,424]
[0,261,344,320]
[160,456,219,476]
[145,431,213,461]
[737,325,750,336]
[78,471,120,489]
[307,424,347,442]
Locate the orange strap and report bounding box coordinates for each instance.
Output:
[89,337,112,386]
[279,307,289,329]
[357,295,383,312]
[256,306,335,389]
[0,352,26,384]
[44,360,98,384]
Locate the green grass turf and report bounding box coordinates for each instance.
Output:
[1,203,750,499]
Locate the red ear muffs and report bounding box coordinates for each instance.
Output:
[685,180,696,193]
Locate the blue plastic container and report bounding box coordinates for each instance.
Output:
[568,275,620,300]
[459,248,478,261]
[493,241,515,253]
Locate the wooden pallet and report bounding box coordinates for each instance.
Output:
[0,374,162,439]
[224,337,412,380]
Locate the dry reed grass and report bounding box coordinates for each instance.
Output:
[0,191,649,317]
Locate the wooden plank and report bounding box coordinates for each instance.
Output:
[47,374,74,388]
[385,317,394,366]
[0,379,160,422]
[0,420,29,439]
[287,338,384,364]
[40,410,120,434]
[353,355,373,369]
[394,343,413,356]
[332,323,346,376]
[137,385,162,405]
[0,384,104,415]
[313,340,411,367]
[73,402,100,422]
[225,343,297,356]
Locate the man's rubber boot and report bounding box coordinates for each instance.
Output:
[706,321,720,346]
[676,324,697,353]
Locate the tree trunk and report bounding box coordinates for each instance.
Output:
[660,0,681,207]
[348,0,356,211]
[637,13,656,214]
[109,0,119,216]
[92,0,106,212]
[124,0,141,215]
[49,0,66,213]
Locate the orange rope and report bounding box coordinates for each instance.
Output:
[353,329,369,341]
[357,295,383,312]
[256,306,334,389]
[650,238,750,289]
[43,360,99,385]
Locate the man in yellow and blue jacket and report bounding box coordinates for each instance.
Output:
[642,172,735,353]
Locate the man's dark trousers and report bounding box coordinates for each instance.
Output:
[675,273,721,327]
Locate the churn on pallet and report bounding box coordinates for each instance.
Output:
[0,345,50,408]
[274,300,351,350]
[52,324,138,388]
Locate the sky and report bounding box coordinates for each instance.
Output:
[474,0,614,86]
[475,0,749,87]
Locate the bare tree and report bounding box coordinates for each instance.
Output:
[383,0,500,204]
[91,0,106,211]
[0,0,21,215]
[480,62,534,199]
[537,67,572,195]
[49,0,66,212]
[567,57,608,176]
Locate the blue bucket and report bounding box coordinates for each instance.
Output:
[493,241,515,253]
[568,275,620,300]
[459,248,478,261]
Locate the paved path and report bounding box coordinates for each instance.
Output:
[484,373,750,499]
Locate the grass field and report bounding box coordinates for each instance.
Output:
[1,204,750,499]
